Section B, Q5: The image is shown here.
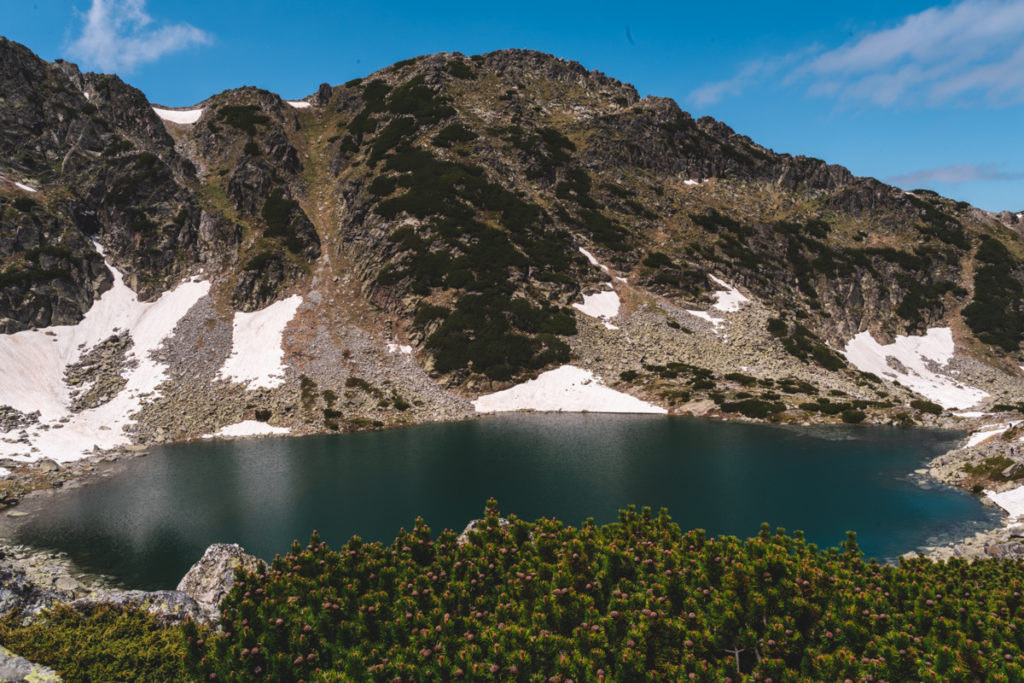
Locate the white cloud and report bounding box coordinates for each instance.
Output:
[690,0,1024,107]
[68,0,212,72]
[889,163,1024,186]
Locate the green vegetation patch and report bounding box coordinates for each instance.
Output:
[186,501,1024,682]
[369,147,580,379]
[911,399,943,415]
[0,604,190,682]
[432,123,478,148]
[963,237,1024,351]
[719,398,786,419]
[216,104,270,135]
[261,189,309,255]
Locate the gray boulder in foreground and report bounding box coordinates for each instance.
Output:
[0,645,61,682]
[0,566,72,619]
[176,543,260,621]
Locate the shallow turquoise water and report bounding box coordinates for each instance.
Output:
[12,414,996,589]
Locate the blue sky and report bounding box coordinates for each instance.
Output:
[5,0,1024,210]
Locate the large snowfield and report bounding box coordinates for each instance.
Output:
[843,328,987,409]
[0,256,209,463]
[473,365,667,414]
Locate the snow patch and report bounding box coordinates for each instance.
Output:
[708,274,749,312]
[205,421,291,439]
[152,107,203,124]
[683,179,702,186]
[573,290,620,320]
[0,467,9,478]
[286,100,311,109]
[13,181,36,193]
[473,365,666,414]
[686,310,725,329]
[387,343,413,355]
[966,426,1009,447]
[603,321,619,330]
[579,246,611,273]
[987,486,1024,517]
[0,259,209,462]
[955,411,989,418]
[579,247,600,267]
[219,296,302,390]
[843,328,987,409]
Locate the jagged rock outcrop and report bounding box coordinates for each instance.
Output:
[176,543,260,622]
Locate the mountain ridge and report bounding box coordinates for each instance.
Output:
[1,37,1023,473]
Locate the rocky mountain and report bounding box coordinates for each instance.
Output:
[1,37,1023,464]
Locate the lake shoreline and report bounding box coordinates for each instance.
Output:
[0,411,1012,591]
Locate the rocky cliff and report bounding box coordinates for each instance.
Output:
[1,38,1023,467]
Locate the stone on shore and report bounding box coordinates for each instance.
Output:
[176,543,260,621]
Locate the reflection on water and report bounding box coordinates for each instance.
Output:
[12,414,995,589]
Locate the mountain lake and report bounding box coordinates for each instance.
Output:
[2,414,999,589]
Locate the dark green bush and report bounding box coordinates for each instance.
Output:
[767,317,788,337]
[447,60,476,79]
[216,105,270,135]
[724,372,757,386]
[254,409,272,422]
[187,502,1024,682]
[841,409,866,424]
[12,196,37,212]
[619,370,639,382]
[242,141,261,156]
[911,399,943,415]
[432,123,478,148]
[719,398,786,419]
[642,251,674,268]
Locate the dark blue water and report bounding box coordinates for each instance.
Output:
[10,415,995,589]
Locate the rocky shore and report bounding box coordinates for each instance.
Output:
[0,541,259,681]
[920,419,1024,561]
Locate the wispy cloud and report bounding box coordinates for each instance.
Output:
[67,0,212,72]
[888,163,1024,186]
[690,0,1024,107]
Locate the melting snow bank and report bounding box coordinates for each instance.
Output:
[152,107,203,124]
[0,261,209,463]
[708,274,748,312]
[686,274,748,331]
[286,100,311,109]
[573,291,620,319]
[473,365,666,414]
[204,421,291,439]
[843,328,988,410]
[387,343,413,355]
[987,487,1024,518]
[967,425,1012,448]
[574,247,623,326]
[219,296,302,390]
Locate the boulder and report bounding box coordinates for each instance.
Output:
[176,543,260,621]
[68,590,202,626]
[0,565,72,618]
[985,542,1024,560]
[0,645,61,682]
[457,518,510,546]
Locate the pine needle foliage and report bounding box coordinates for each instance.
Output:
[187,501,1024,682]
